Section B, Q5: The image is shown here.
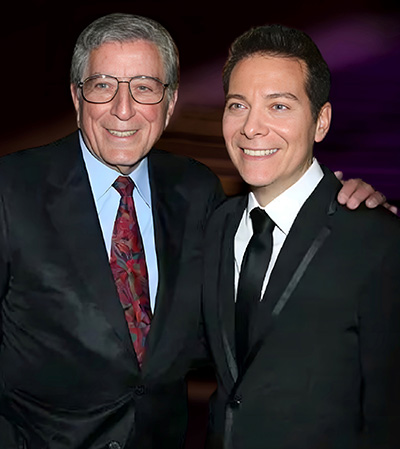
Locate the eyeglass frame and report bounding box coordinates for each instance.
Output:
[77,74,170,105]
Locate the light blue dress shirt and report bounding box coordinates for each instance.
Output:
[79,132,159,311]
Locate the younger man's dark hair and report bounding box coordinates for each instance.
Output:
[222,24,331,121]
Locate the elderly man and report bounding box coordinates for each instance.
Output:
[0,13,389,449]
[203,24,400,449]
[0,13,225,449]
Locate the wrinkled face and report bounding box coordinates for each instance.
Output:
[71,40,177,174]
[223,55,331,205]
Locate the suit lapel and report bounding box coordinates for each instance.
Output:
[246,169,341,372]
[45,134,135,358]
[141,152,189,373]
[217,197,247,383]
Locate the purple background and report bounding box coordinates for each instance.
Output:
[3,1,399,203]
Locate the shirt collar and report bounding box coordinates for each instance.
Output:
[246,159,324,235]
[79,131,152,207]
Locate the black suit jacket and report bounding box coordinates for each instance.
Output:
[203,167,400,449]
[0,132,225,449]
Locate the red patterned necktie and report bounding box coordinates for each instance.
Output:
[110,176,152,367]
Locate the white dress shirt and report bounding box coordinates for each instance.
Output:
[234,159,324,300]
[80,132,158,311]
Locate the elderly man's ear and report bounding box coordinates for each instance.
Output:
[164,90,178,130]
[70,84,82,128]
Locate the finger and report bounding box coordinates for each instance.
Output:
[334,170,344,182]
[383,202,398,215]
[365,191,387,208]
[337,178,374,207]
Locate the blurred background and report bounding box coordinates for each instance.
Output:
[3,0,400,200]
[2,0,399,446]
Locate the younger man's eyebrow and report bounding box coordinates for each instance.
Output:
[264,92,299,101]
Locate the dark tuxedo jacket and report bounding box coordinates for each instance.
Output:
[203,167,400,449]
[0,132,225,449]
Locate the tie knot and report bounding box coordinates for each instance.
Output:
[113,176,134,197]
[250,207,275,235]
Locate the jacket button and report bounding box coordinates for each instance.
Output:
[108,442,121,449]
[229,394,242,408]
[134,384,145,396]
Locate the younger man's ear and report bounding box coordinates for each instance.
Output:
[314,102,332,143]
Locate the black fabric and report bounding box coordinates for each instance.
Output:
[0,131,226,449]
[235,207,275,372]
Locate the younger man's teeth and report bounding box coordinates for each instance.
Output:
[243,148,278,156]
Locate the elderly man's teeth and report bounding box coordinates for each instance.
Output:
[108,130,137,137]
[243,148,278,156]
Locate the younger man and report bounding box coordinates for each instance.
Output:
[203,25,400,449]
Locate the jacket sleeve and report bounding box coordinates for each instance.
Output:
[189,170,226,370]
[0,416,27,449]
[359,237,400,448]
[0,189,23,447]
[0,192,10,340]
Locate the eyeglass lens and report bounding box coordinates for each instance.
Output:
[82,76,166,104]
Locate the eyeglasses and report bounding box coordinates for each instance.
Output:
[78,74,169,105]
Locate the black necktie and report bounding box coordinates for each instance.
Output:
[235,207,275,371]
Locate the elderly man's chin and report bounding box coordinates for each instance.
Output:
[92,145,150,174]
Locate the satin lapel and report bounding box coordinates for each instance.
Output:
[141,152,188,373]
[217,196,247,384]
[272,226,331,317]
[45,135,135,357]
[246,170,341,369]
